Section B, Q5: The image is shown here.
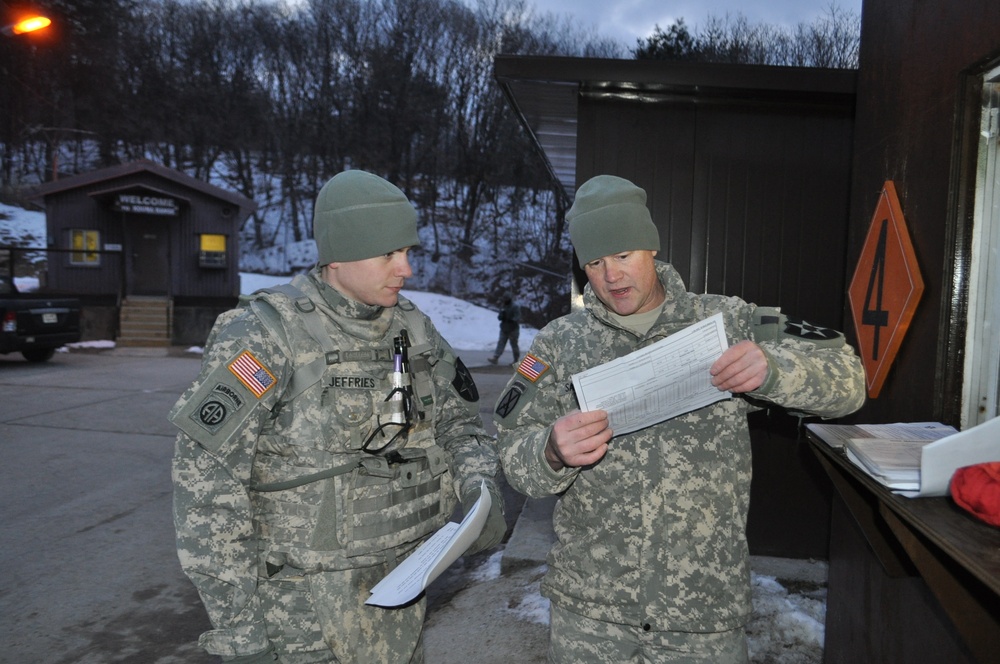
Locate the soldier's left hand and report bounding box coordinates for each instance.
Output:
[710,340,768,393]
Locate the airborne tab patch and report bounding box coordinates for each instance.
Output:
[516,354,549,382]
[189,383,245,434]
[228,350,276,398]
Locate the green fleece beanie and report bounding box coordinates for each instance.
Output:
[313,170,419,264]
[567,175,660,267]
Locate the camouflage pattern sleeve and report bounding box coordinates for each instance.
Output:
[169,309,289,658]
[419,314,500,500]
[747,307,866,418]
[493,330,582,499]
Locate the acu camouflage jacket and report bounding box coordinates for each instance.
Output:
[494,261,864,634]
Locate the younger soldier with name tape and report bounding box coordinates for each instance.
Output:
[170,169,506,664]
[493,174,865,663]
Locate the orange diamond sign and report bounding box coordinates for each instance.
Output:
[848,181,924,398]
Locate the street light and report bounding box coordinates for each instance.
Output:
[2,14,50,35]
[1,2,51,37]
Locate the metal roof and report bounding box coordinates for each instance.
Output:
[30,158,258,216]
[493,55,857,200]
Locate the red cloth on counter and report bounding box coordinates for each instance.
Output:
[950,462,1000,527]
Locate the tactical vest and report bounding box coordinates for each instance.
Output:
[244,279,455,572]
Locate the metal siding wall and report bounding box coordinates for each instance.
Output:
[696,108,854,328]
[850,0,1000,425]
[178,194,241,298]
[46,191,122,294]
[823,2,1000,658]
[579,96,853,330]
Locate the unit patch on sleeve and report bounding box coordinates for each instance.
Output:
[783,317,842,341]
[452,357,479,402]
[495,381,525,419]
[516,354,549,382]
[189,382,245,435]
[228,350,276,398]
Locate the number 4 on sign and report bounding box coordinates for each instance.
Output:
[848,181,924,398]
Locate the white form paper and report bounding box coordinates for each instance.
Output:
[365,479,491,607]
[571,313,731,436]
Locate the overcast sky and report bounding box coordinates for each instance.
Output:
[527,0,864,46]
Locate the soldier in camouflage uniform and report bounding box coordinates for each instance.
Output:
[493,175,865,663]
[171,170,506,664]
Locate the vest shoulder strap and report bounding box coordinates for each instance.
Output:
[248,283,328,399]
[396,296,431,356]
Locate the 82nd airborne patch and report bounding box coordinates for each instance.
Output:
[190,382,245,434]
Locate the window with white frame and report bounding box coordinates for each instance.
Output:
[961,63,1000,428]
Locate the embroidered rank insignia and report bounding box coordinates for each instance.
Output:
[228,350,276,398]
[516,354,549,382]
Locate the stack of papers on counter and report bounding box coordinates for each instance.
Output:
[807,418,1000,497]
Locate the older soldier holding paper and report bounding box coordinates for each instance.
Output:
[494,174,865,663]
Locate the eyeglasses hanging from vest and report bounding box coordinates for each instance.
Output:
[362,330,416,455]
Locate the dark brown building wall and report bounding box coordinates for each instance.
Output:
[577,94,855,332]
[825,2,1000,661]
[848,0,1000,425]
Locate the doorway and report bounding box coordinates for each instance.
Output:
[125,216,170,295]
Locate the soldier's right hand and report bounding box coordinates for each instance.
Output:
[224,645,280,663]
[544,409,612,471]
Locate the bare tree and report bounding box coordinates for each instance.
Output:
[635,4,860,69]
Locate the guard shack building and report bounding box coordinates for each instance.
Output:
[31,159,257,346]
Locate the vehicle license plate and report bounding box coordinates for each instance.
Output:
[42,313,57,324]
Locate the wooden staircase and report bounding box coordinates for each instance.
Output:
[118,296,172,347]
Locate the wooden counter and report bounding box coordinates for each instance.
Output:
[807,431,1000,664]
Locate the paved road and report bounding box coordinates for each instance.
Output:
[0,346,530,664]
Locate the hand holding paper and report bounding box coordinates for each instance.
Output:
[710,339,770,393]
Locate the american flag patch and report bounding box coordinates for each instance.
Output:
[228,350,276,398]
[516,354,549,382]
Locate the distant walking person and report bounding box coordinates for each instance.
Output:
[488,294,520,365]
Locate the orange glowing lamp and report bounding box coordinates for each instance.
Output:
[2,13,51,36]
[12,15,50,33]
